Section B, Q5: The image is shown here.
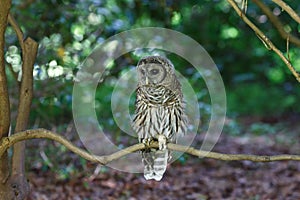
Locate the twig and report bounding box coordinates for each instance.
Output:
[226,0,300,82]
[40,151,54,168]
[7,14,24,49]
[252,0,300,47]
[272,0,300,24]
[287,35,290,61]
[0,129,300,165]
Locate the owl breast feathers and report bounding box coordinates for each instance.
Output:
[132,56,187,181]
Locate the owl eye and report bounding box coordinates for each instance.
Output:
[150,68,159,75]
[140,69,146,75]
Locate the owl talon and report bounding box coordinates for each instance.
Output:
[158,135,167,150]
[142,138,152,147]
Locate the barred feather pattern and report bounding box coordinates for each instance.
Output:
[133,84,187,181]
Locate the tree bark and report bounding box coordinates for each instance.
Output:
[0,0,14,199]
[10,36,37,200]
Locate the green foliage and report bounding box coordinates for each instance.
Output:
[5,0,300,131]
[227,83,299,116]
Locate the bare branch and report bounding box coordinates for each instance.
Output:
[287,36,290,61]
[10,37,37,199]
[0,129,145,165]
[226,0,300,82]
[0,129,300,165]
[252,0,300,47]
[8,13,38,199]
[168,143,300,162]
[7,14,24,49]
[272,0,300,24]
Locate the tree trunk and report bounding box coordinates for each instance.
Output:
[0,0,15,199]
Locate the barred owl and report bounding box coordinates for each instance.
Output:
[132,56,187,181]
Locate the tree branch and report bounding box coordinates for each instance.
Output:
[12,38,38,169]
[252,0,300,47]
[0,129,300,165]
[272,0,300,24]
[8,13,38,200]
[226,0,300,83]
[7,14,24,49]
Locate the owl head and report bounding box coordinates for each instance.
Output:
[136,56,175,86]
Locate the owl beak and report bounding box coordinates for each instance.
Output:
[145,76,149,85]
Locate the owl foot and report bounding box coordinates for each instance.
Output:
[157,135,167,151]
[142,138,152,147]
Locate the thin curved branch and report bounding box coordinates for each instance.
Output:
[0,129,146,165]
[226,0,300,83]
[272,0,300,24]
[7,14,24,49]
[252,0,300,47]
[0,129,300,165]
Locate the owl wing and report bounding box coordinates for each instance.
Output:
[132,86,187,181]
[132,87,149,142]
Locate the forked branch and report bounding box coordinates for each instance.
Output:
[7,13,38,199]
[252,0,300,47]
[0,129,300,165]
[226,0,300,82]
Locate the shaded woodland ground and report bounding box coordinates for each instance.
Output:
[26,116,300,200]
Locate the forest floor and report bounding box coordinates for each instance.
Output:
[27,116,300,200]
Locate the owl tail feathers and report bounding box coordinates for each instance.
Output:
[143,150,168,181]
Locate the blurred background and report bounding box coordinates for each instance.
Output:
[4,0,300,199]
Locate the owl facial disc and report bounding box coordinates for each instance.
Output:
[137,56,173,85]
